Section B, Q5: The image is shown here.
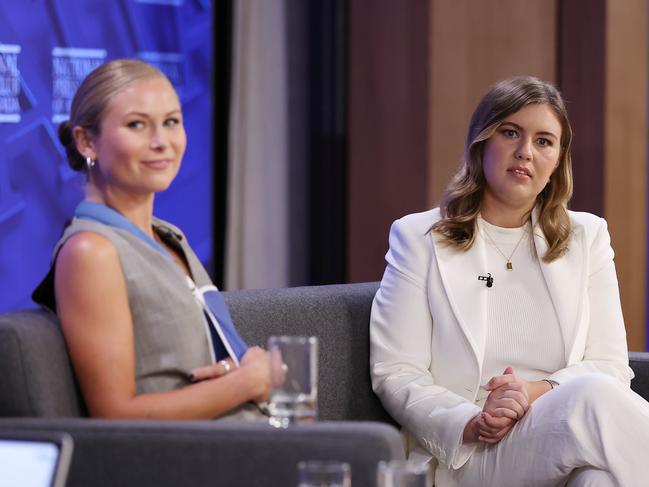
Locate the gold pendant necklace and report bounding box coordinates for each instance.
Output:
[481,222,528,271]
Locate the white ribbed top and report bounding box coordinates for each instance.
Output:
[476,217,565,403]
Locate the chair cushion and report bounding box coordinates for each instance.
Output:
[225,282,395,424]
[0,309,85,416]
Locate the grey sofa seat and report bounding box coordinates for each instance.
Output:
[0,282,392,420]
[0,308,85,417]
[0,282,404,487]
[225,282,395,424]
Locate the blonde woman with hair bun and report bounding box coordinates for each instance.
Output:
[34,59,271,420]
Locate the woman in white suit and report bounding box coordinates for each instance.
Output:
[370,76,649,486]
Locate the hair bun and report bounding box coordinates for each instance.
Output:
[58,121,85,172]
[58,121,73,146]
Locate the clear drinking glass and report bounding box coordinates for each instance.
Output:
[297,461,351,487]
[267,335,318,428]
[377,460,431,487]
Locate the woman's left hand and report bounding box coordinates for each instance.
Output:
[474,366,530,444]
[486,366,556,406]
[189,357,237,382]
[483,366,530,419]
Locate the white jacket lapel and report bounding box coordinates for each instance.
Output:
[531,210,586,363]
[432,232,489,368]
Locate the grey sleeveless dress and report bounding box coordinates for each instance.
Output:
[51,217,215,395]
[40,215,265,421]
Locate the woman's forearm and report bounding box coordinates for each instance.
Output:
[90,366,262,419]
[526,380,554,404]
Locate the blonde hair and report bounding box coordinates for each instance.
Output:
[432,76,574,263]
[58,59,167,172]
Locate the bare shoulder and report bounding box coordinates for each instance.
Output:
[54,232,136,417]
[56,231,120,274]
[55,230,127,313]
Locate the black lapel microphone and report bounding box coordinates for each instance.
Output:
[478,273,494,288]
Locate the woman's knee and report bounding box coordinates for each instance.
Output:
[530,374,620,422]
[561,373,622,399]
[555,373,634,423]
[566,467,615,487]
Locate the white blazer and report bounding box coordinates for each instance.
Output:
[369,207,634,472]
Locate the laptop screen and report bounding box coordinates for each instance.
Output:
[0,432,73,487]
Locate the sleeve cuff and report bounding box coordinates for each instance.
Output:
[451,441,478,469]
[443,402,481,469]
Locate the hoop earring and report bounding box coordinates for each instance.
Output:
[85,157,96,170]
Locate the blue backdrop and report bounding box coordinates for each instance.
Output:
[0,0,213,312]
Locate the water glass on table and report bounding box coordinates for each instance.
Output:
[297,461,351,487]
[267,335,318,428]
[377,460,431,487]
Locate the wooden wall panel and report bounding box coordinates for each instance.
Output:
[347,0,429,283]
[428,0,557,207]
[559,0,606,216]
[348,0,647,351]
[604,0,647,351]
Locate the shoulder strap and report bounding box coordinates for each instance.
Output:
[74,201,169,257]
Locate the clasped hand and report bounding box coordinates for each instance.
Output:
[465,366,530,445]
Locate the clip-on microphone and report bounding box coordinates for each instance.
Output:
[478,273,493,288]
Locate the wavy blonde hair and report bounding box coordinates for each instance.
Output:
[431,76,574,262]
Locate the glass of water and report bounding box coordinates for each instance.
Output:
[377,460,431,487]
[268,335,318,428]
[297,461,351,487]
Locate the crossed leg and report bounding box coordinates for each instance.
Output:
[436,373,649,487]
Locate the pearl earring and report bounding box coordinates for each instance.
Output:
[85,157,96,169]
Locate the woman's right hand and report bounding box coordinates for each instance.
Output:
[462,411,513,444]
[476,412,516,444]
[471,366,530,444]
[239,346,272,402]
[483,366,529,420]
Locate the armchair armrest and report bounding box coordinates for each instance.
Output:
[0,418,404,487]
[630,351,649,401]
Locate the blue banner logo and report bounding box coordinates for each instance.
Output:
[0,44,21,123]
[51,47,107,123]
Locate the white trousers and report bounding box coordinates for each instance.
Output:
[435,373,649,487]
